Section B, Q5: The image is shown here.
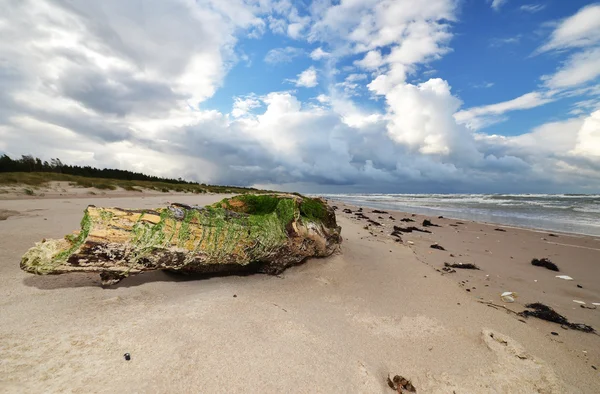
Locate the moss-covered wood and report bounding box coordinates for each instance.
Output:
[20,194,342,285]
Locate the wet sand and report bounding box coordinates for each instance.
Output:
[0,193,599,392]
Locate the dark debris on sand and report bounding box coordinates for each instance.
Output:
[422,219,440,227]
[531,258,559,272]
[519,303,595,333]
[387,375,416,393]
[393,225,431,234]
[445,262,479,270]
[390,231,403,241]
[430,244,446,251]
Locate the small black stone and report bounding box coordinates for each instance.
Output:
[124,353,131,361]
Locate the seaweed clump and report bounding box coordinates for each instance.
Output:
[531,258,559,272]
[519,303,595,333]
[444,262,479,270]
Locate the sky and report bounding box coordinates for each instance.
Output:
[0,0,599,193]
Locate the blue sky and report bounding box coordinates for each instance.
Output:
[1,0,599,193]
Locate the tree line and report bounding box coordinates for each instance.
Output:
[0,154,197,185]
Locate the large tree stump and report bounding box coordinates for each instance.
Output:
[21,194,342,285]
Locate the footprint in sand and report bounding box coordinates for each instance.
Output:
[421,329,567,393]
[351,313,446,339]
[0,209,20,220]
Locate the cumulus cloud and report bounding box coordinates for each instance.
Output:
[354,50,384,70]
[293,66,318,88]
[231,95,262,118]
[310,47,330,60]
[572,110,600,158]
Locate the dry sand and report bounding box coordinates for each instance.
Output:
[1,192,599,393]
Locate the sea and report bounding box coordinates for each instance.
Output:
[321,194,600,237]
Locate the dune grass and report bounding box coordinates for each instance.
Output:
[0,172,272,194]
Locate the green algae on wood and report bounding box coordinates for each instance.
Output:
[20,194,342,285]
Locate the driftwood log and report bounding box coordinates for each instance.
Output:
[20,194,342,285]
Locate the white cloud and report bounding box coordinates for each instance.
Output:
[538,4,600,52]
[268,16,287,34]
[310,47,330,60]
[572,110,600,158]
[383,78,471,155]
[568,97,600,115]
[542,47,600,89]
[490,0,508,12]
[286,8,310,39]
[294,66,318,88]
[315,94,330,103]
[287,23,304,39]
[309,0,456,56]
[354,50,384,70]
[455,92,554,130]
[520,4,546,13]
[264,47,304,64]
[346,74,368,82]
[231,95,262,118]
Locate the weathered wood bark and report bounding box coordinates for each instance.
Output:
[20,195,342,285]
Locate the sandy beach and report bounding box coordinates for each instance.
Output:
[1,192,599,393]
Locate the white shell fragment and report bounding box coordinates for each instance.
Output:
[501,291,517,303]
[555,275,573,280]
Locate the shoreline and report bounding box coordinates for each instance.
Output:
[321,196,600,238]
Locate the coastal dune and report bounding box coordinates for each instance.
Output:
[1,193,599,392]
